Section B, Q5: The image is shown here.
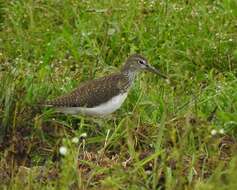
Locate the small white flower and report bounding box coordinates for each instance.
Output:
[107,28,116,35]
[219,129,225,134]
[165,79,170,84]
[80,133,87,138]
[211,129,217,136]
[72,137,79,144]
[229,38,233,42]
[59,146,67,155]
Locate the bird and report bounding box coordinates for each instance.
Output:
[45,54,167,117]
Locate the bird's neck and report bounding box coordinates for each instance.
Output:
[121,69,138,84]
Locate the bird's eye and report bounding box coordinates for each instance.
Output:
[138,60,146,65]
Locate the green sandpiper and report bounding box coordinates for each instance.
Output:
[45,54,167,116]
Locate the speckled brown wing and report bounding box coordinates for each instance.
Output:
[46,73,130,108]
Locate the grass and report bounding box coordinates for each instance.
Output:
[0,0,237,189]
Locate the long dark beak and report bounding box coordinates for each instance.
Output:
[146,64,167,79]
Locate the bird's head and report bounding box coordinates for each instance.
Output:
[121,54,167,78]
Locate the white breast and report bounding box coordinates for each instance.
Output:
[55,92,128,116]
